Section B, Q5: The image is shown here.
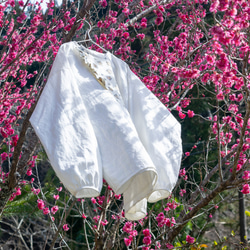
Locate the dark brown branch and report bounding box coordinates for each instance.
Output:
[8,105,37,190]
[63,0,97,43]
[167,178,232,242]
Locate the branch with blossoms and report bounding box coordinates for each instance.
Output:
[1,0,250,249]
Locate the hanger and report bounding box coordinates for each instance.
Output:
[77,19,108,53]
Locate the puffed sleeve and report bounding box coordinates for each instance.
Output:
[30,43,103,198]
[124,63,182,203]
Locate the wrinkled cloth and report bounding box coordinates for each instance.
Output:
[30,41,182,220]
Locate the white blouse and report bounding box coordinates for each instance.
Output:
[30,41,182,220]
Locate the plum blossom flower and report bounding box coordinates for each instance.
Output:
[17,13,27,23]
[26,168,32,176]
[91,198,96,204]
[155,16,164,25]
[136,33,145,40]
[1,152,8,161]
[141,17,147,28]
[122,8,130,15]
[242,171,250,180]
[241,184,250,194]
[179,112,186,119]
[123,221,133,233]
[143,236,151,245]
[166,243,174,249]
[63,224,69,231]
[186,235,195,244]
[142,229,152,245]
[179,189,186,197]
[124,237,132,246]
[51,205,59,214]
[37,199,45,210]
[187,110,195,118]
[179,168,186,177]
[123,32,130,39]
[99,0,107,7]
[53,194,59,200]
[43,207,50,215]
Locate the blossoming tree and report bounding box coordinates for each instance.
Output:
[0,0,250,249]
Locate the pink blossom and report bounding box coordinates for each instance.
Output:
[124,238,132,246]
[141,21,147,28]
[63,224,69,231]
[15,187,21,196]
[187,110,195,118]
[114,194,121,199]
[18,1,24,7]
[82,213,87,219]
[99,0,107,7]
[228,104,238,113]
[122,8,130,15]
[101,220,108,226]
[156,212,165,227]
[53,194,59,200]
[51,206,59,214]
[179,168,186,177]
[155,16,164,26]
[143,236,151,245]
[17,13,27,23]
[216,54,229,71]
[137,33,145,40]
[43,207,50,215]
[180,189,186,197]
[37,199,45,210]
[31,188,40,195]
[123,32,130,39]
[64,11,70,19]
[241,184,250,194]
[143,228,151,237]
[243,171,250,180]
[130,230,138,237]
[9,0,15,7]
[186,235,195,244]
[1,152,8,161]
[123,221,133,233]
[179,112,186,119]
[166,243,174,249]
[91,198,96,204]
[216,91,224,100]
[26,168,32,176]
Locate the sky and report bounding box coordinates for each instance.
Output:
[35,0,62,10]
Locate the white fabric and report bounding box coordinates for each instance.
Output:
[30,41,182,220]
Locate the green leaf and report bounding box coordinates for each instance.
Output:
[213,241,217,246]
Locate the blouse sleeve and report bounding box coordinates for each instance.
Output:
[125,64,182,202]
[30,44,103,198]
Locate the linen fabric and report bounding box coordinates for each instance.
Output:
[30,41,182,220]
